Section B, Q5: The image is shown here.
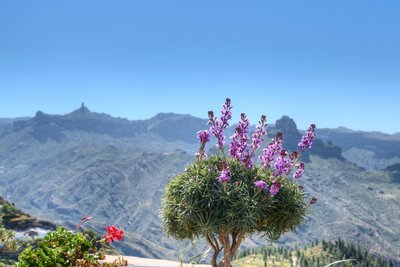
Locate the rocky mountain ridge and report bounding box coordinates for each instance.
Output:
[317,127,400,170]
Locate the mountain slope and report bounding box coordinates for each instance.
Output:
[277,156,399,261]
[0,130,192,258]
[0,106,399,261]
[317,128,400,170]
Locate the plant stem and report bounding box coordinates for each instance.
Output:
[206,234,220,267]
[219,233,232,267]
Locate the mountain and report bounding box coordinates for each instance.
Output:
[11,104,207,144]
[0,105,399,262]
[317,128,400,170]
[0,106,201,258]
[271,116,344,161]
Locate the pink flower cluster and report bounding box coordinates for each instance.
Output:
[249,115,267,158]
[298,124,316,152]
[195,130,210,160]
[195,99,316,197]
[259,133,282,169]
[218,161,231,183]
[229,113,250,162]
[293,162,305,179]
[208,98,232,150]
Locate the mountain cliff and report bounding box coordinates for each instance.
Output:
[271,116,344,161]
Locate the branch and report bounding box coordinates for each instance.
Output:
[231,231,245,255]
[230,232,238,251]
[219,233,229,250]
[212,235,221,252]
[206,234,217,252]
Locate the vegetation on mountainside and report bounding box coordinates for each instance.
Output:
[233,238,398,267]
[0,196,56,231]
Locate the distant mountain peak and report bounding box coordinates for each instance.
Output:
[66,103,94,119]
[35,110,46,117]
[333,127,354,133]
[32,110,58,124]
[79,102,90,113]
[150,112,197,121]
[274,115,299,135]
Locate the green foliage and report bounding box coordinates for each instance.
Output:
[15,227,103,267]
[234,238,399,267]
[162,156,307,242]
[1,204,17,216]
[0,196,56,232]
[0,197,20,217]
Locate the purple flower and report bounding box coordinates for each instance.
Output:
[195,151,207,160]
[298,124,316,152]
[238,115,268,169]
[289,151,299,160]
[308,196,318,207]
[208,99,233,150]
[259,132,282,169]
[195,130,210,160]
[244,157,253,169]
[218,169,231,183]
[269,183,281,196]
[208,111,215,124]
[220,98,232,128]
[229,113,250,162]
[273,150,292,176]
[208,111,222,149]
[197,130,211,144]
[293,162,305,179]
[250,115,267,155]
[254,180,268,190]
[218,161,231,183]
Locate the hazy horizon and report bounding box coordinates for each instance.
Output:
[0,93,398,135]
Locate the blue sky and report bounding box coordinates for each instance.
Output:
[0,1,399,133]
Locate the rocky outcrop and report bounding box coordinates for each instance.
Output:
[384,163,400,182]
[269,116,344,161]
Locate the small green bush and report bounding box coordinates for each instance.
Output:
[16,227,97,267]
[163,156,307,266]
[16,221,124,267]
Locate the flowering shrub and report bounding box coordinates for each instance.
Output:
[16,216,124,267]
[162,99,317,267]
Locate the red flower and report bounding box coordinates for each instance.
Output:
[104,225,124,243]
